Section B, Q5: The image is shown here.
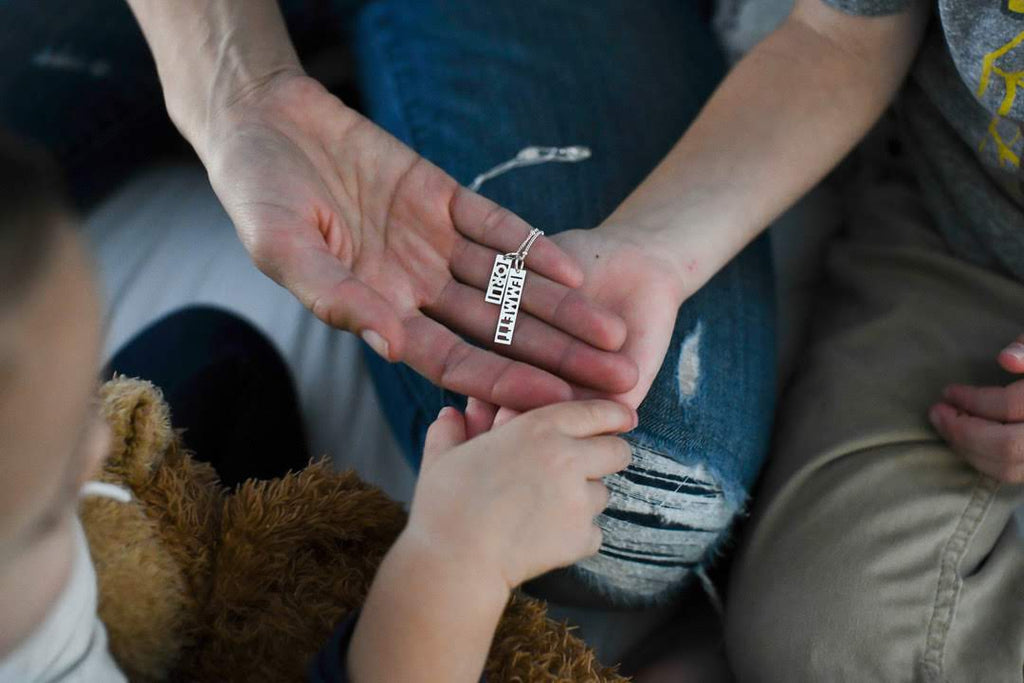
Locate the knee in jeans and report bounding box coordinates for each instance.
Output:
[572,443,739,606]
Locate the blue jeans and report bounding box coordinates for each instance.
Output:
[1,0,776,606]
[350,1,776,605]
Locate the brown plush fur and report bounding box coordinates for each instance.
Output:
[81,377,628,682]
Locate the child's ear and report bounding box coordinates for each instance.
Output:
[422,407,467,468]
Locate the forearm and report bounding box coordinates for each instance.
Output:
[347,533,509,683]
[604,1,928,293]
[125,0,301,146]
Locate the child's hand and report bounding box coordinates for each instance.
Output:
[929,335,1024,483]
[349,400,633,682]
[403,399,636,592]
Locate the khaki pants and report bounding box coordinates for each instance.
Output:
[726,162,1024,681]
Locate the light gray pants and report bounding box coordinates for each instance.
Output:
[726,156,1024,681]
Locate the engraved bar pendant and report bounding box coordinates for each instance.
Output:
[485,254,514,305]
[494,263,526,345]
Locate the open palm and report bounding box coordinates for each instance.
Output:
[551,228,687,409]
[480,228,686,427]
[199,73,637,409]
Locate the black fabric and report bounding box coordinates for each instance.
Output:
[0,0,363,209]
[307,611,359,682]
[107,306,309,487]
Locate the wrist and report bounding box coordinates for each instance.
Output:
[127,0,303,151]
[390,527,511,609]
[168,59,305,157]
[347,529,509,682]
[593,220,700,304]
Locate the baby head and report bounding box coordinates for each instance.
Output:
[0,132,110,653]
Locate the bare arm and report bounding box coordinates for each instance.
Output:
[348,401,634,682]
[603,0,930,293]
[347,534,509,683]
[124,0,302,153]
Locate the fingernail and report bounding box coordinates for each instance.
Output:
[1003,342,1024,362]
[928,405,942,428]
[361,329,390,360]
[438,406,453,419]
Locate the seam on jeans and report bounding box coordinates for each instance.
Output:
[918,474,1000,682]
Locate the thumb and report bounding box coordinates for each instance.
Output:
[422,407,467,468]
[278,245,406,361]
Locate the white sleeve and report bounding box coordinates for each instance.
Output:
[0,518,126,683]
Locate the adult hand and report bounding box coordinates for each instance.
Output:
[481,225,691,426]
[929,335,1024,483]
[196,71,637,410]
[551,226,691,409]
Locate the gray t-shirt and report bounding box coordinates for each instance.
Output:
[826,0,1024,280]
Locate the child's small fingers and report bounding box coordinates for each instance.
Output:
[422,407,467,466]
[584,524,604,558]
[929,403,1024,482]
[578,435,633,479]
[942,381,1024,422]
[465,398,498,438]
[998,339,1024,373]
[537,399,637,438]
[492,406,520,430]
[585,480,611,515]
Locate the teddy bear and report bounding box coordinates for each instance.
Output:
[79,376,628,683]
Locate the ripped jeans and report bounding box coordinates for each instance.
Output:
[351,1,776,605]
[1,0,775,605]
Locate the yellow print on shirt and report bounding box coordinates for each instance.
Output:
[977,13,1024,169]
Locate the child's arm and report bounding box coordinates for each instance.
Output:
[346,401,636,683]
[930,336,1024,483]
[601,0,930,296]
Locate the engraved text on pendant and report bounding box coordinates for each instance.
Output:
[485,254,513,305]
[494,265,525,345]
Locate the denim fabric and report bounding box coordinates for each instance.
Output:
[351,0,776,604]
